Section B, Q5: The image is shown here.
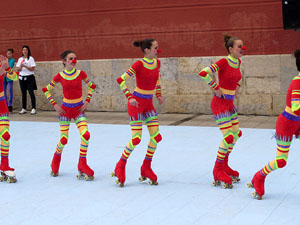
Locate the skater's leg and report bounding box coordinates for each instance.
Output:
[75,115,94,177]
[144,116,162,161]
[0,115,13,171]
[120,120,143,161]
[56,118,70,156]
[224,112,242,180]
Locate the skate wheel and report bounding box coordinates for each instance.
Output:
[222,183,233,189]
[84,175,94,181]
[139,176,147,182]
[232,176,240,183]
[50,171,59,177]
[247,182,253,188]
[252,192,262,200]
[7,177,11,183]
[0,176,3,182]
[148,180,158,185]
[76,174,81,180]
[111,172,116,177]
[213,180,221,186]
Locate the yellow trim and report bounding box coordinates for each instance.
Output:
[134,87,155,95]
[63,97,83,103]
[285,106,297,116]
[0,91,4,98]
[220,88,236,95]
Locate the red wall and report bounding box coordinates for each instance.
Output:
[0,0,299,61]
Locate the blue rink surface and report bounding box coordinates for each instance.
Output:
[2,121,300,225]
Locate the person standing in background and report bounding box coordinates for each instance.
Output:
[3,49,15,112]
[16,45,37,115]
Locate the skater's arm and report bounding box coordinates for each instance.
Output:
[155,72,162,98]
[116,61,140,100]
[291,77,300,115]
[198,63,220,90]
[83,75,96,103]
[42,78,58,106]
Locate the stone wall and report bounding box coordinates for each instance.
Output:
[11,54,298,116]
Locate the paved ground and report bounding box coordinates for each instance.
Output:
[9,110,278,129]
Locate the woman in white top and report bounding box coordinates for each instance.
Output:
[16,45,37,115]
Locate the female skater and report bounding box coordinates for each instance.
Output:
[0,55,18,183]
[249,49,300,199]
[112,38,164,187]
[42,50,96,180]
[198,34,246,188]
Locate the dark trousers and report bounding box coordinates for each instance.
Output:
[19,75,37,109]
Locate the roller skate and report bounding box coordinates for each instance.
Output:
[0,158,17,183]
[212,161,233,189]
[111,159,126,187]
[224,155,240,183]
[139,159,158,185]
[247,170,266,200]
[77,157,94,181]
[50,153,61,177]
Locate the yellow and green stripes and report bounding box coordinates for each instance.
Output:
[0,116,10,158]
[75,116,90,158]
[145,116,161,161]
[117,68,136,100]
[55,120,70,155]
[59,69,81,80]
[226,55,239,69]
[42,80,57,106]
[83,77,96,103]
[261,138,291,176]
[155,72,162,98]
[141,58,157,70]
[199,66,220,90]
[121,121,142,161]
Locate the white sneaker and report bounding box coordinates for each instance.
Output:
[31,109,37,115]
[19,109,27,114]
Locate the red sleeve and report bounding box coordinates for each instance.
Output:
[157,59,161,69]
[53,73,61,83]
[131,60,142,74]
[80,70,88,80]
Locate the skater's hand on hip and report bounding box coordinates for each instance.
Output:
[129,98,138,107]
[79,101,89,113]
[215,89,224,98]
[54,104,65,115]
[157,96,164,105]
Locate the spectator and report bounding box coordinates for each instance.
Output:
[3,48,15,112]
[16,45,37,115]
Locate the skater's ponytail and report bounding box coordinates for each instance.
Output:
[294,49,300,71]
[61,50,75,67]
[133,38,156,53]
[223,34,240,53]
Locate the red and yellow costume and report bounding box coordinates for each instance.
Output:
[113,57,162,186]
[251,72,300,199]
[42,68,96,178]
[0,67,18,174]
[199,55,242,187]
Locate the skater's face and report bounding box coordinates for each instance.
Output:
[144,41,159,59]
[229,40,245,59]
[63,53,77,70]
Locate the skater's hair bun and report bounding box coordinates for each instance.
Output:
[223,34,240,53]
[294,49,300,71]
[61,50,75,67]
[133,38,156,53]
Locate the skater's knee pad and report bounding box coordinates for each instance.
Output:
[276,158,287,168]
[132,136,141,146]
[154,133,162,143]
[224,134,234,145]
[2,131,10,141]
[60,136,68,145]
[81,130,90,141]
